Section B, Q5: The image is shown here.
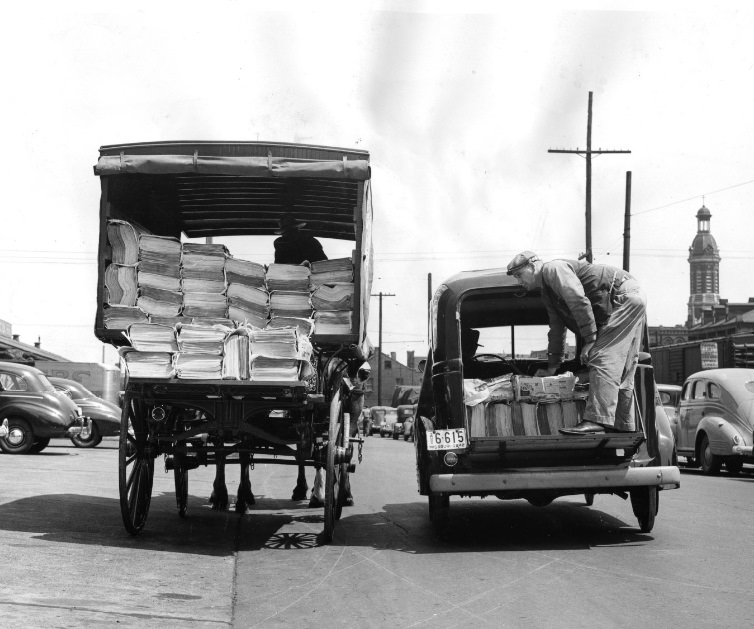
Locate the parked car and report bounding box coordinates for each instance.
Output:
[0,362,89,454]
[657,383,682,423]
[49,377,121,447]
[368,406,389,436]
[374,406,398,438]
[675,368,754,474]
[397,404,416,441]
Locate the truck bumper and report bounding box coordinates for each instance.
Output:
[429,465,681,493]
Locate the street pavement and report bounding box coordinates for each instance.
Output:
[1,435,753,628]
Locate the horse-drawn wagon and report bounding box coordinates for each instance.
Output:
[93,141,373,542]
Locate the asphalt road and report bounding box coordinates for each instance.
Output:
[1,435,752,629]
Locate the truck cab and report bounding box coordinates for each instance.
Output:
[414,268,680,535]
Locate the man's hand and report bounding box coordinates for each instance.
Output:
[580,341,595,365]
[534,366,558,377]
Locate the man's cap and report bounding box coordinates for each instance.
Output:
[506,251,539,275]
[275,213,307,234]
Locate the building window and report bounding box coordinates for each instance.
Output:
[395,377,404,386]
[384,359,392,370]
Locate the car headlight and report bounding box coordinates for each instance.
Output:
[733,434,741,445]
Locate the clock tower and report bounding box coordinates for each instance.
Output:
[687,205,720,327]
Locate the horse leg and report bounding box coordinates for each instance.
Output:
[291,448,309,501]
[309,464,325,508]
[209,445,228,511]
[235,451,255,513]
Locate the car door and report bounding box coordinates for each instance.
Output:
[676,382,692,450]
[684,379,707,446]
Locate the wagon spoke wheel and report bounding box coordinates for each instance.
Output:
[174,454,189,518]
[323,387,348,543]
[119,395,155,535]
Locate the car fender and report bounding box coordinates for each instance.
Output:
[414,416,440,494]
[654,404,678,466]
[0,394,76,429]
[696,416,742,456]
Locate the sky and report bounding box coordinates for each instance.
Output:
[1,0,753,365]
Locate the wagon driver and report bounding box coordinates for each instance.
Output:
[506,251,647,435]
[273,212,328,265]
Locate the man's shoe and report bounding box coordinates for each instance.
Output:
[559,420,606,435]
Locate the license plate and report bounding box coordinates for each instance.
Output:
[427,428,467,451]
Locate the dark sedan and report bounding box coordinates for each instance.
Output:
[49,377,121,447]
[0,362,88,454]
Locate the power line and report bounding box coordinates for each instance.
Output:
[632,179,754,217]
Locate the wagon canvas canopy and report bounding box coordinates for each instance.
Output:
[94,141,371,241]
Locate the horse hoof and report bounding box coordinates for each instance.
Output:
[308,496,324,508]
[343,495,354,507]
[291,487,308,501]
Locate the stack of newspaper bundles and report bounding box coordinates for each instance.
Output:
[181,243,228,318]
[310,258,355,335]
[174,322,230,379]
[137,234,183,317]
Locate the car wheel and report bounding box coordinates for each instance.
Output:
[0,417,35,454]
[29,438,51,454]
[725,457,744,475]
[699,434,722,475]
[70,421,102,448]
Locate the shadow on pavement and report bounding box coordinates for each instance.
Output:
[0,492,306,556]
[330,497,655,553]
[0,490,656,556]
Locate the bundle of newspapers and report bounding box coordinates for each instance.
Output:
[309,257,354,288]
[137,235,183,317]
[265,263,310,291]
[227,284,270,329]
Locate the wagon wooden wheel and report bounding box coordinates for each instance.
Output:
[119,395,155,535]
[323,386,350,543]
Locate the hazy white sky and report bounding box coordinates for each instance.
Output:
[2,1,753,364]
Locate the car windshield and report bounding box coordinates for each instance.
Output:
[467,325,577,365]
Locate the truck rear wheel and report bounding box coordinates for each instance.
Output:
[429,494,449,535]
[630,486,658,533]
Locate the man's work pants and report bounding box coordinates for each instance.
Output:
[583,279,646,430]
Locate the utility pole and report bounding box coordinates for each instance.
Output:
[548,91,631,263]
[370,291,395,405]
[623,171,632,272]
[427,273,432,345]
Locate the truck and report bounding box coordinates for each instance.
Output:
[34,362,122,406]
[414,268,680,536]
[650,333,754,385]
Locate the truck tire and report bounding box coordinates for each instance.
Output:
[630,486,658,533]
